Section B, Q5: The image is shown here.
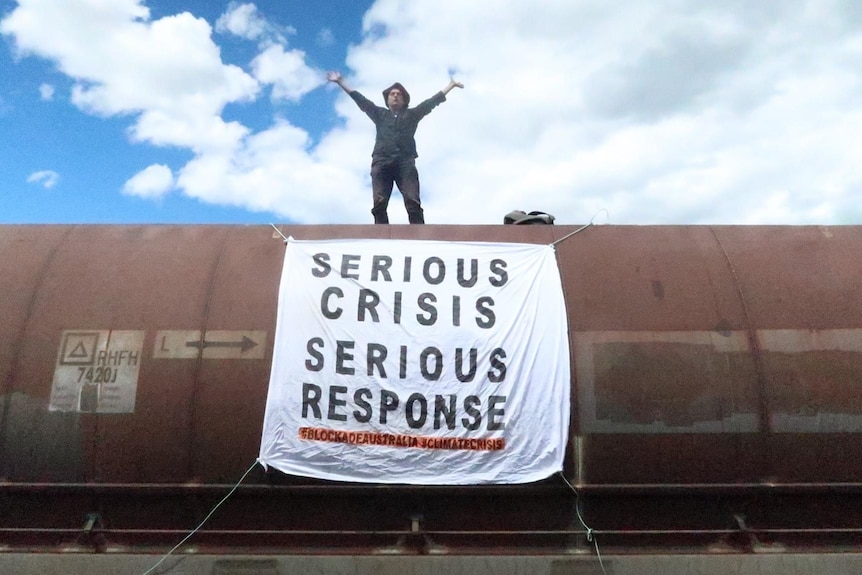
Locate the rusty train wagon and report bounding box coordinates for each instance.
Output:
[2,223,862,574]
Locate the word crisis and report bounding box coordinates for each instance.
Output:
[305,338,508,383]
[311,253,509,288]
[318,288,497,328]
[301,383,508,431]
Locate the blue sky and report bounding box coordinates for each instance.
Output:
[1,0,373,223]
[2,0,862,225]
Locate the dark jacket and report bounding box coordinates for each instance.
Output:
[349,90,447,159]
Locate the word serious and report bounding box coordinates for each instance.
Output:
[259,239,570,485]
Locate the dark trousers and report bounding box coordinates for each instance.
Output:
[370,157,424,224]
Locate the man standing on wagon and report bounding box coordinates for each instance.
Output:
[328,71,464,224]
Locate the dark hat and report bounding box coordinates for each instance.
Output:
[382,82,410,107]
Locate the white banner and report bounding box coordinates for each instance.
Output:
[258,239,570,484]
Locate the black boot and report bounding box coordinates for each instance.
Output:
[407,210,425,224]
[373,210,389,224]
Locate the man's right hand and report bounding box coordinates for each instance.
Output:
[327,71,352,93]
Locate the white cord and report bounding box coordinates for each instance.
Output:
[270,223,289,242]
[141,460,260,575]
[558,471,608,575]
[550,209,609,247]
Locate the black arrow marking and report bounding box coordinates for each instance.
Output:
[186,335,258,353]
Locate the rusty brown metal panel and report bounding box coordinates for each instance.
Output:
[583,434,764,484]
[5,224,861,483]
[0,226,89,482]
[86,226,237,483]
[567,226,862,487]
[556,226,764,485]
[0,226,243,483]
[757,330,862,433]
[3,223,862,554]
[0,226,73,394]
[709,227,862,484]
[555,225,751,332]
[0,225,78,481]
[574,331,764,484]
[755,330,862,483]
[191,226,284,482]
[710,225,862,329]
[575,331,758,433]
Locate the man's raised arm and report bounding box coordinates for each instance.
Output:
[327,71,353,94]
[328,71,380,120]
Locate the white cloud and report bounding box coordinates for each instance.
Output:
[215,2,293,45]
[123,164,175,198]
[331,0,862,225]
[2,0,260,156]
[251,44,323,101]
[39,83,54,100]
[27,170,59,188]
[215,2,266,40]
[4,0,862,225]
